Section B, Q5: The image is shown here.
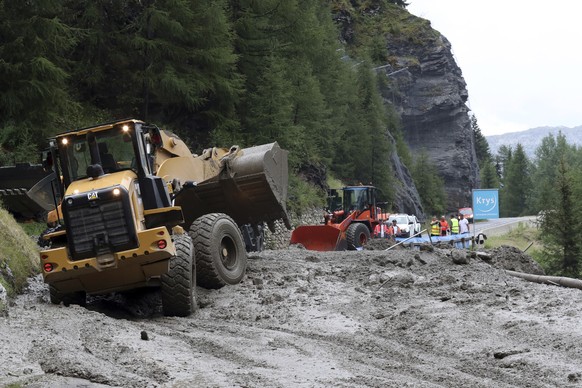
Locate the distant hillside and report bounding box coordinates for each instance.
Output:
[486,126,582,158]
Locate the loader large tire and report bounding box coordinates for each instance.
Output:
[161,234,196,317]
[49,285,86,307]
[189,213,247,289]
[346,223,370,250]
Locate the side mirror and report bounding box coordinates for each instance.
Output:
[42,151,53,171]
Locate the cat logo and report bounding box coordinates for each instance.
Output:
[87,191,99,201]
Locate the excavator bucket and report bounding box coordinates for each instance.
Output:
[290,225,346,251]
[175,142,290,230]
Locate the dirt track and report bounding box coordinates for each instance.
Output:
[2,245,582,387]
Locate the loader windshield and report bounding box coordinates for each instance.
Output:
[59,127,136,182]
[343,187,370,212]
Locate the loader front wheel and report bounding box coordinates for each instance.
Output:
[189,213,247,289]
[346,223,370,250]
[161,234,196,317]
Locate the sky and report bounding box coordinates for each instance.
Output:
[406,1,582,136]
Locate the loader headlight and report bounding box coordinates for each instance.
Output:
[61,138,68,145]
[112,188,121,196]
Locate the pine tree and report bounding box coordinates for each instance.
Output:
[131,0,241,130]
[243,55,297,154]
[500,144,531,217]
[480,158,499,189]
[411,151,446,216]
[470,114,491,166]
[334,62,393,197]
[0,0,74,159]
[64,0,241,135]
[529,132,577,214]
[495,145,512,182]
[62,0,135,110]
[540,158,581,277]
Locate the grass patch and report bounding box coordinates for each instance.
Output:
[18,220,47,237]
[287,174,326,216]
[483,223,543,257]
[0,208,40,297]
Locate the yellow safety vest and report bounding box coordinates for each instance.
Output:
[430,222,440,236]
[450,218,459,234]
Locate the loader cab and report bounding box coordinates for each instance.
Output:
[56,124,136,184]
[52,120,171,210]
[327,189,342,212]
[342,186,377,213]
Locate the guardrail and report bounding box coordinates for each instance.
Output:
[386,231,477,251]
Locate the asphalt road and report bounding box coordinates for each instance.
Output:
[472,216,537,237]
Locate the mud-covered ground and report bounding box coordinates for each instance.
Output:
[2,244,582,388]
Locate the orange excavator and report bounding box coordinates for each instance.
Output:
[290,185,381,251]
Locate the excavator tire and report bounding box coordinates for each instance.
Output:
[161,234,196,317]
[49,285,86,307]
[346,223,370,250]
[189,213,247,289]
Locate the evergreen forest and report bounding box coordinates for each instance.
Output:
[0,0,414,212]
[476,128,582,278]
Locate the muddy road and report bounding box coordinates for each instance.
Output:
[2,245,582,387]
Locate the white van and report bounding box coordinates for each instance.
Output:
[388,214,421,237]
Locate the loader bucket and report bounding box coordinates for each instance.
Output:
[290,225,345,251]
[175,142,290,230]
[0,163,52,218]
[27,172,58,212]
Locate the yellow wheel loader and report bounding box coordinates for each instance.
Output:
[36,119,289,316]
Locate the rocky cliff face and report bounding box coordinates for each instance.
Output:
[387,132,424,217]
[333,6,480,214]
[380,24,480,211]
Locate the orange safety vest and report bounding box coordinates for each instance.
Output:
[374,224,389,237]
[440,220,449,235]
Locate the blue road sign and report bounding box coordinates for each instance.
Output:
[472,189,499,220]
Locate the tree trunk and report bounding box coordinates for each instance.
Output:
[506,270,582,290]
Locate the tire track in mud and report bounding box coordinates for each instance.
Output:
[3,247,582,387]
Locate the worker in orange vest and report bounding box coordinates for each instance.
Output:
[439,215,449,236]
[389,219,400,237]
[373,220,389,238]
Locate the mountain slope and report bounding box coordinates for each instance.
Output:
[486,126,582,158]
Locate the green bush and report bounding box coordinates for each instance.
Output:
[0,209,39,296]
[287,174,326,216]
